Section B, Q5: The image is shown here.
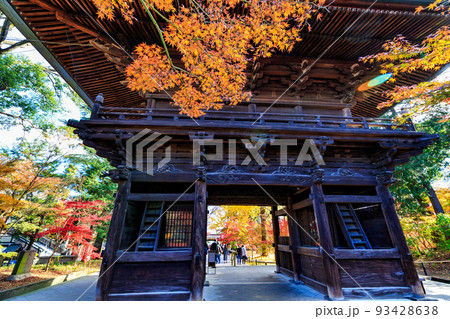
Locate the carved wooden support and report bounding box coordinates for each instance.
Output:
[191,179,207,300]
[376,182,425,297]
[287,197,302,281]
[311,182,344,300]
[271,206,281,273]
[96,170,131,300]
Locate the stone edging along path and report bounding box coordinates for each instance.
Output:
[0,269,98,301]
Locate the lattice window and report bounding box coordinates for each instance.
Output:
[159,205,193,248]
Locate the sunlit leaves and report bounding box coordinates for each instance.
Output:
[90,0,323,117]
[0,155,63,227]
[361,24,450,122]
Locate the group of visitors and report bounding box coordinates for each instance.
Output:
[208,239,248,265]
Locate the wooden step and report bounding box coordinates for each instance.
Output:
[142,226,158,232]
[108,291,191,301]
[333,203,372,249]
[138,245,155,250]
[140,235,157,240]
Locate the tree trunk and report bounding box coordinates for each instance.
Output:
[260,207,268,256]
[93,233,104,255]
[26,215,44,250]
[427,185,445,215]
[45,238,62,272]
[45,249,56,272]
[26,235,36,250]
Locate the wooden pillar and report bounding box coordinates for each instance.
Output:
[96,167,131,301]
[191,179,207,301]
[271,206,281,273]
[342,107,352,117]
[287,197,302,281]
[376,179,425,297]
[311,179,343,300]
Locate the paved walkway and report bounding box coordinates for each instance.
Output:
[4,267,450,301]
[5,273,97,301]
[204,264,450,301]
[204,264,326,301]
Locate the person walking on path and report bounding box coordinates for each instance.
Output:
[241,245,248,264]
[236,245,242,264]
[209,239,218,265]
[223,244,229,263]
[216,243,223,264]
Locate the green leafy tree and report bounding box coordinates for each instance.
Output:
[64,147,115,251]
[391,113,450,216]
[0,54,66,132]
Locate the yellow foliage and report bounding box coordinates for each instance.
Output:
[89,0,324,117]
[0,156,64,228]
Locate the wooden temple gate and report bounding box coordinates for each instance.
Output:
[69,105,433,300]
[3,0,449,301]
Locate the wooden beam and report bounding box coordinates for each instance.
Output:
[376,183,425,297]
[324,195,381,203]
[279,267,294,278]
[311,182,344,300]
[297,246,322,258]
[300,275,328,295]
[292,198,313,211]
[271,206,281,273]
[27,0,111,44]
[287,196,302,281]
[274,208,287,216]
[293,187,309,196]
[116,250,193,263]
[190,180,207,301]
[127,193,195,202]
[277,244,291,253]
[334,248,400,259]
[96,172,131,301]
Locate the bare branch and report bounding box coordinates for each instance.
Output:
[0,39,30,54]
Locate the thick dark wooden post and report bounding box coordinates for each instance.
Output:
[287,197,302,281]
[191,179,207,301]
[96,167,131,301]
[376,176,425,297]
[271,206,281,273]
[311,173,343,300]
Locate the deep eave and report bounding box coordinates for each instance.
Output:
[1,0,449,117]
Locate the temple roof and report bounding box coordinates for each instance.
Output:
[2,0,449,117]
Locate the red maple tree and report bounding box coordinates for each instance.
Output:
[219,214,274,256]
[38,200,109,270]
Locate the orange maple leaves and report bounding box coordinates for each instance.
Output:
[361,24,450,121]
[90,0,324,117]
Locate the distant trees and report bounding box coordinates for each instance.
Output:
[1,11,83,132]
[210,206,273,257]
[0,154,64,236]
[0,138,114,264]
